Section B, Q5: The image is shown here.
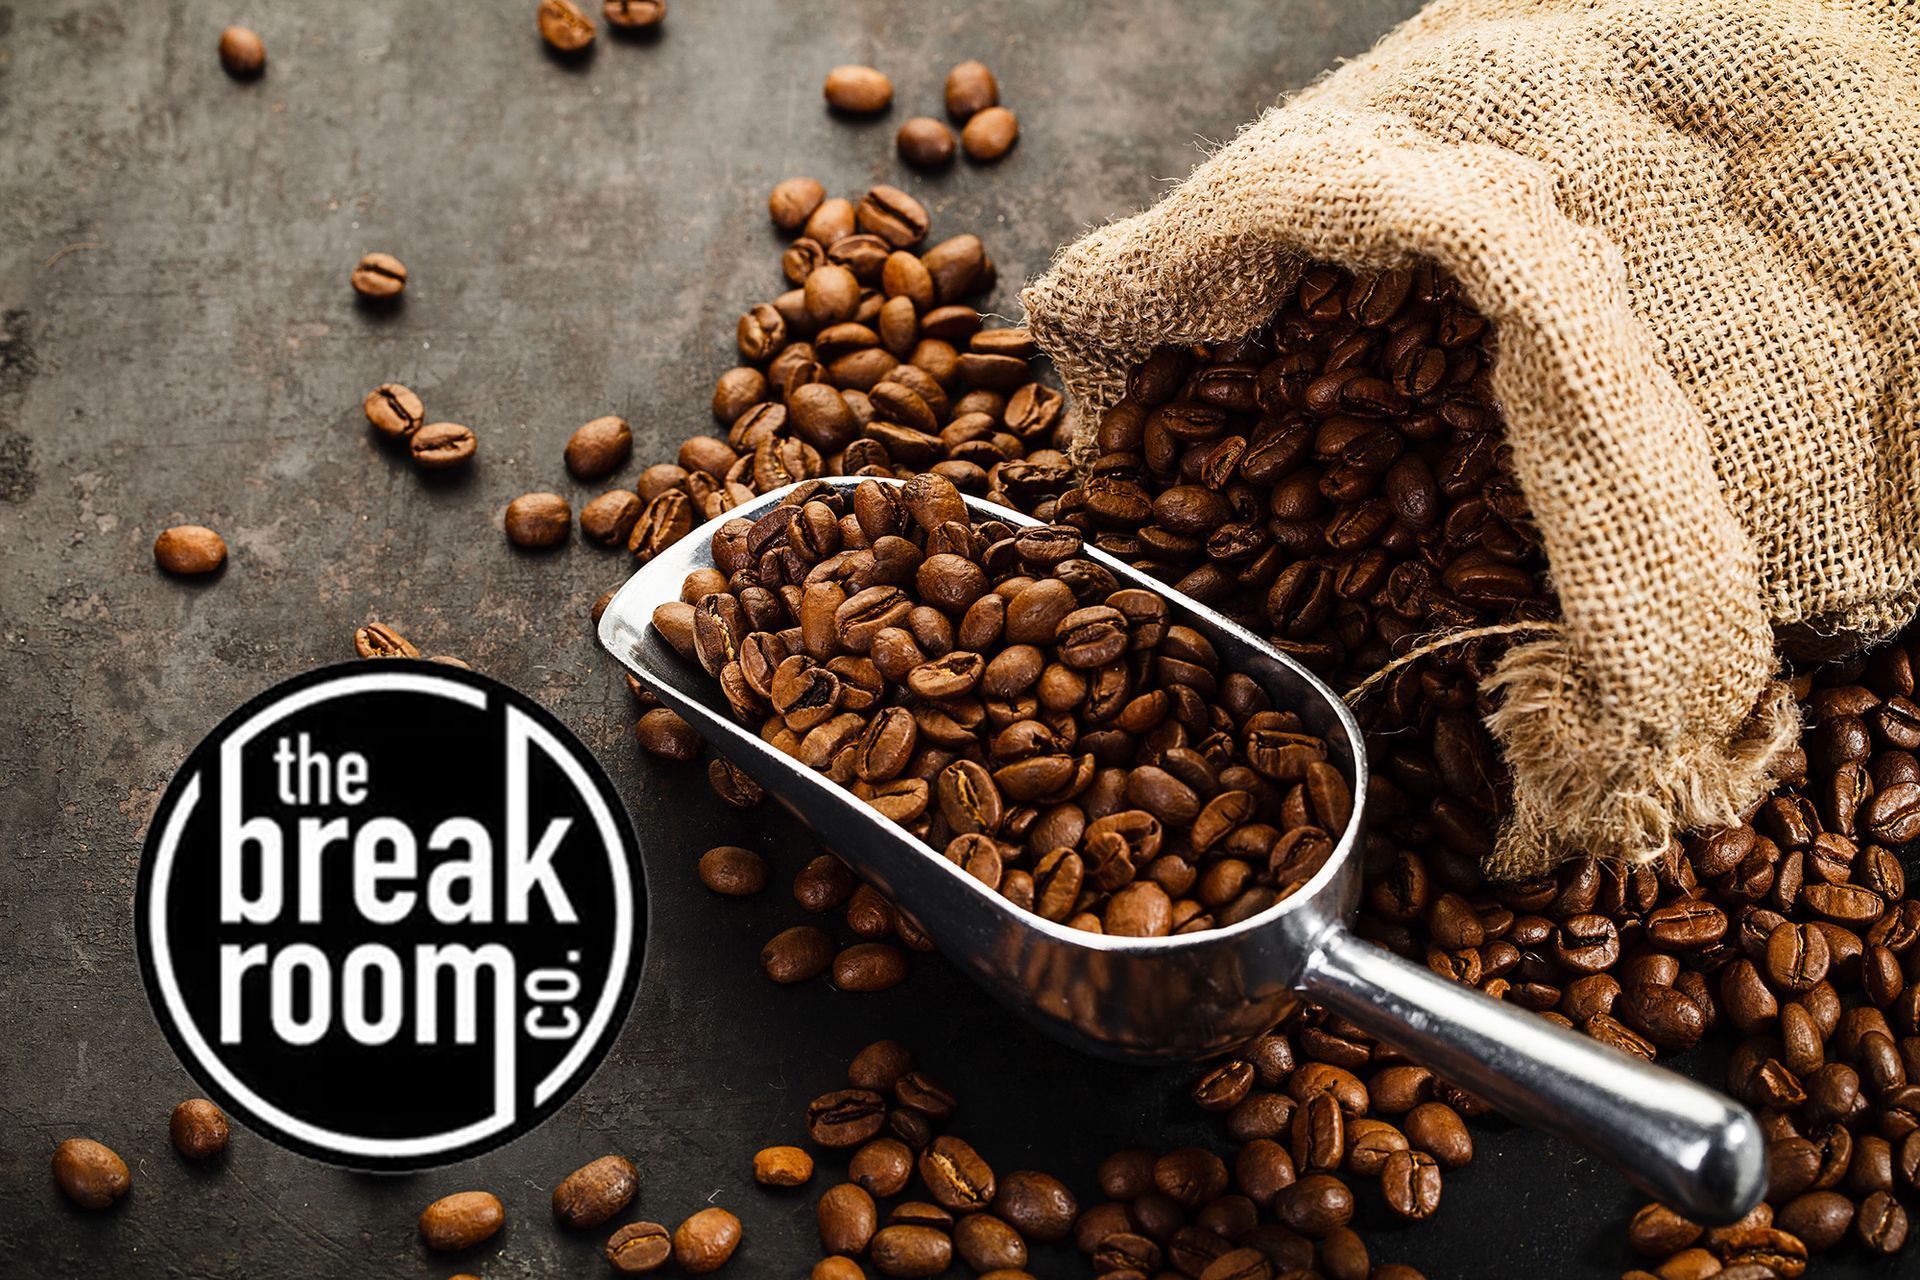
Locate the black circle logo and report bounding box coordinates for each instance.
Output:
[135,660,645,1171]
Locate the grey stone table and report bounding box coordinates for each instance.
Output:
[0,2,1879,1277]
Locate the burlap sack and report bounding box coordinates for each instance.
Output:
[1022,0,1920,877]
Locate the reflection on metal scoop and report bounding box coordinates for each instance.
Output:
[599,476,1764,1224]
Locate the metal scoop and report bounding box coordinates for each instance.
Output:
[599,476,1764,1223]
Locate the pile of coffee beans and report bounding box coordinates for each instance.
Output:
[652,471,1349,939]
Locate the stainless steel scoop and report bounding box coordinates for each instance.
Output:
[599,476,1765,1223]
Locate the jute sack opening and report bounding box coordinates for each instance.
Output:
[1022,0,1920,878]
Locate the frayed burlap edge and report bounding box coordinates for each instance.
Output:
[1481,639,1801,877]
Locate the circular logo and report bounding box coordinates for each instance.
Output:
[135,660,645,1171]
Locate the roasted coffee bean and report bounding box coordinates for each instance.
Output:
[1379,1149,1440,1220]
[851,1137,914,1197]
[355,622,419,659]
[419,1190,504,1251]
[762,926,833,983]
[635,707,702,760]
[410,421,477,469]
[992,1169,1077,1242]
[953,1213,1026,1271]
[754,1144,814,1187]
[870,1224,953,1277]
[824,64,893,114]
[154,524,227,575]
[1279,1172,1356,1235]
[506,492,571,548]
[604,0,666,27]
[51,1138,129,1209]
[850,1039,914,1091]
[921,1135,995,1211]
[606,1220,673,1273]
[770,177,827,231]
[896,116,957,169]
[217,25,266,76]
[833,941,910,991]
[351,251,407,299]
[566,415,633,479]
[1402,1102,1471,1169]
[169,1098,229,1160]
[364,382,424,438]
[552,1154,638,1228]
[808,1088,888,1148]
[818,1182,879,1255]
[698,845,767,895]
[944,60,999,120]
[961,107,1019,162]
[674,1207,742,1274]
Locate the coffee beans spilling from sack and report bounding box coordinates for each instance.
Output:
[651,472,1348,938]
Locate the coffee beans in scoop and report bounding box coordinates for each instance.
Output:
[651,472,1347,937]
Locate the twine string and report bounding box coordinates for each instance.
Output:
[1341,620,1562,705]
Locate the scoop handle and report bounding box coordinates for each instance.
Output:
[1300,925,1764,1224]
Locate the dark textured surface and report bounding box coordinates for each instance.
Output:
[0,3,1885,1278]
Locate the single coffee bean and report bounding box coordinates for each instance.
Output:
[1379,1149,1441,1220]
[582,489,644,546]
[635,707,702,760]
[606,1220,673,1273]
[920,1135,996,1211]
[1856,1189,1909,1253]
[364,382,425,438]
[552,1154,638,1228]
[849,1039,914,1091]
[824,65,893,114]
[505,492,572,548]
[410,421,477,469]
[961,107,1019,162]
[1776,1190,1854,1252]
[1402,1102,1472,1169]
[673,1206,743,1274]
[818,1182,880,1255]
[566,415,633,479]
[898,117,957,170]
[154,524,227,575]
[603,0,665,28]
[1279,1172,1356,1235]
[51,1138,130,1209]
[762,925,834,983]
[169,1099,229,1160]
[944,60,999,120]
[355,622,419,659]
[754,1144,814,1187]
[419,1190,504,1251]
[870,1224,953,1277]
[991,1169,1077,1242]
[217,26,266,77]
[807,1088,889,1147]
[351,251,407,300]
[770,177,828,231]
[851,1137,914,1197]
[699,845,768,895]
[832,941,910,991]
[538,0,597,51]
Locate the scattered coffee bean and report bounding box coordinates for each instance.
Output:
[364,382,425,439]
[582,489,644,546]
[410,421,477,469]
[754,1144,815,1187]
[551,1154,637,1228]
[351,251,407,300]
[824,64,893,114]
[154,524,227,576]
[606,1220,673,1273]
[817,1181,879,1254]
[635,706,702,760]
[763,925,835,983]
[505,492,572,548]
[770,177,828,231]
[960,107,1018,162]
[418,1190,504,1251]
[51,1138,129,1209]
[538,0,597,52]
[603,0,665,28]
[897,117,956,170]
[700,845,768,895]
[566,415,633,479]
[217,26,266,78]
[674,1206,742,1273]
[355,622,419,659]
[169,1099,229,1160]
[944,60,998,121]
